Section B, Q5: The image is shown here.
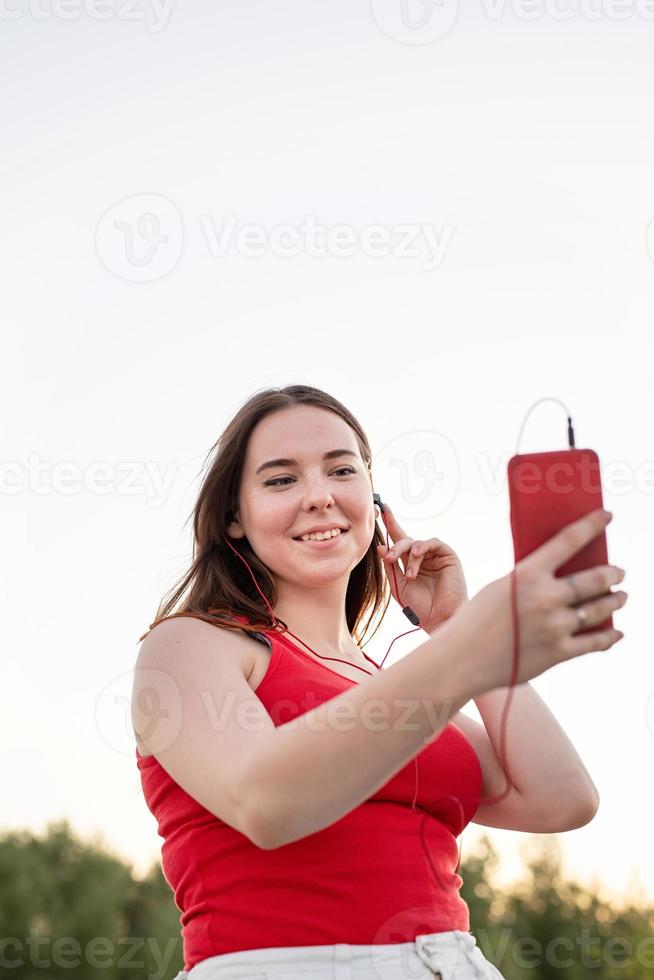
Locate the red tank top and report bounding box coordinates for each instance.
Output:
[136,618,482,972]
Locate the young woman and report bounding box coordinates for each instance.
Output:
[132,384,627,980]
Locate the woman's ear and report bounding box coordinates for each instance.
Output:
[226,510,245,539]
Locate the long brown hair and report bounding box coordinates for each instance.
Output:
[138,385,391,648]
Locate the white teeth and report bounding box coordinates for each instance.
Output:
[300,528,343,541]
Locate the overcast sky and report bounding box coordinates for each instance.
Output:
[2,0,653,909]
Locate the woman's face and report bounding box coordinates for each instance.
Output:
[230,404,377,585]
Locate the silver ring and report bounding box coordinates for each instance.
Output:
[565,573,583,605]
[576,606,589,628]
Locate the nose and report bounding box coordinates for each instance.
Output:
[301,478,335,513]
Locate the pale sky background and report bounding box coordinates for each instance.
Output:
[2,1,653,914]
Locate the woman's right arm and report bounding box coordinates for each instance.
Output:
[133,509,625,849]
[243,615,488,847]
[132,611,485,849]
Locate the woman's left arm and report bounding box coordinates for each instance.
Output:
[473,682,599,810]
[450,679,600,831]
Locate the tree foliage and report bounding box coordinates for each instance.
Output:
[460,835,654,979]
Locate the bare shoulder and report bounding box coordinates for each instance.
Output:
[138,615,254,672]
[134,616,256,756]
[132,614,277,845]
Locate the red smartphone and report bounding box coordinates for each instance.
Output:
[507,448,612,634]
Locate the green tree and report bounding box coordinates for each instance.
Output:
[0,821,182,979]
[461,834,654,980]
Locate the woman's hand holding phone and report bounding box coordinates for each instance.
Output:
[446,508,628,691]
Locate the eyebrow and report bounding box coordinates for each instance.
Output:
[255,449,359,476]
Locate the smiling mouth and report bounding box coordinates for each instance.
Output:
[293,529,349,542]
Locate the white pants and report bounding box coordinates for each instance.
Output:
[172,930,506,980]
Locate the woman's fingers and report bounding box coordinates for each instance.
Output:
[562,625,625,659]
[379,502,406,539]
[378,537,415,572]
[553,564,625,604]
[377,503,409,569]
[529,508,612,574]
[564,589,628,634]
